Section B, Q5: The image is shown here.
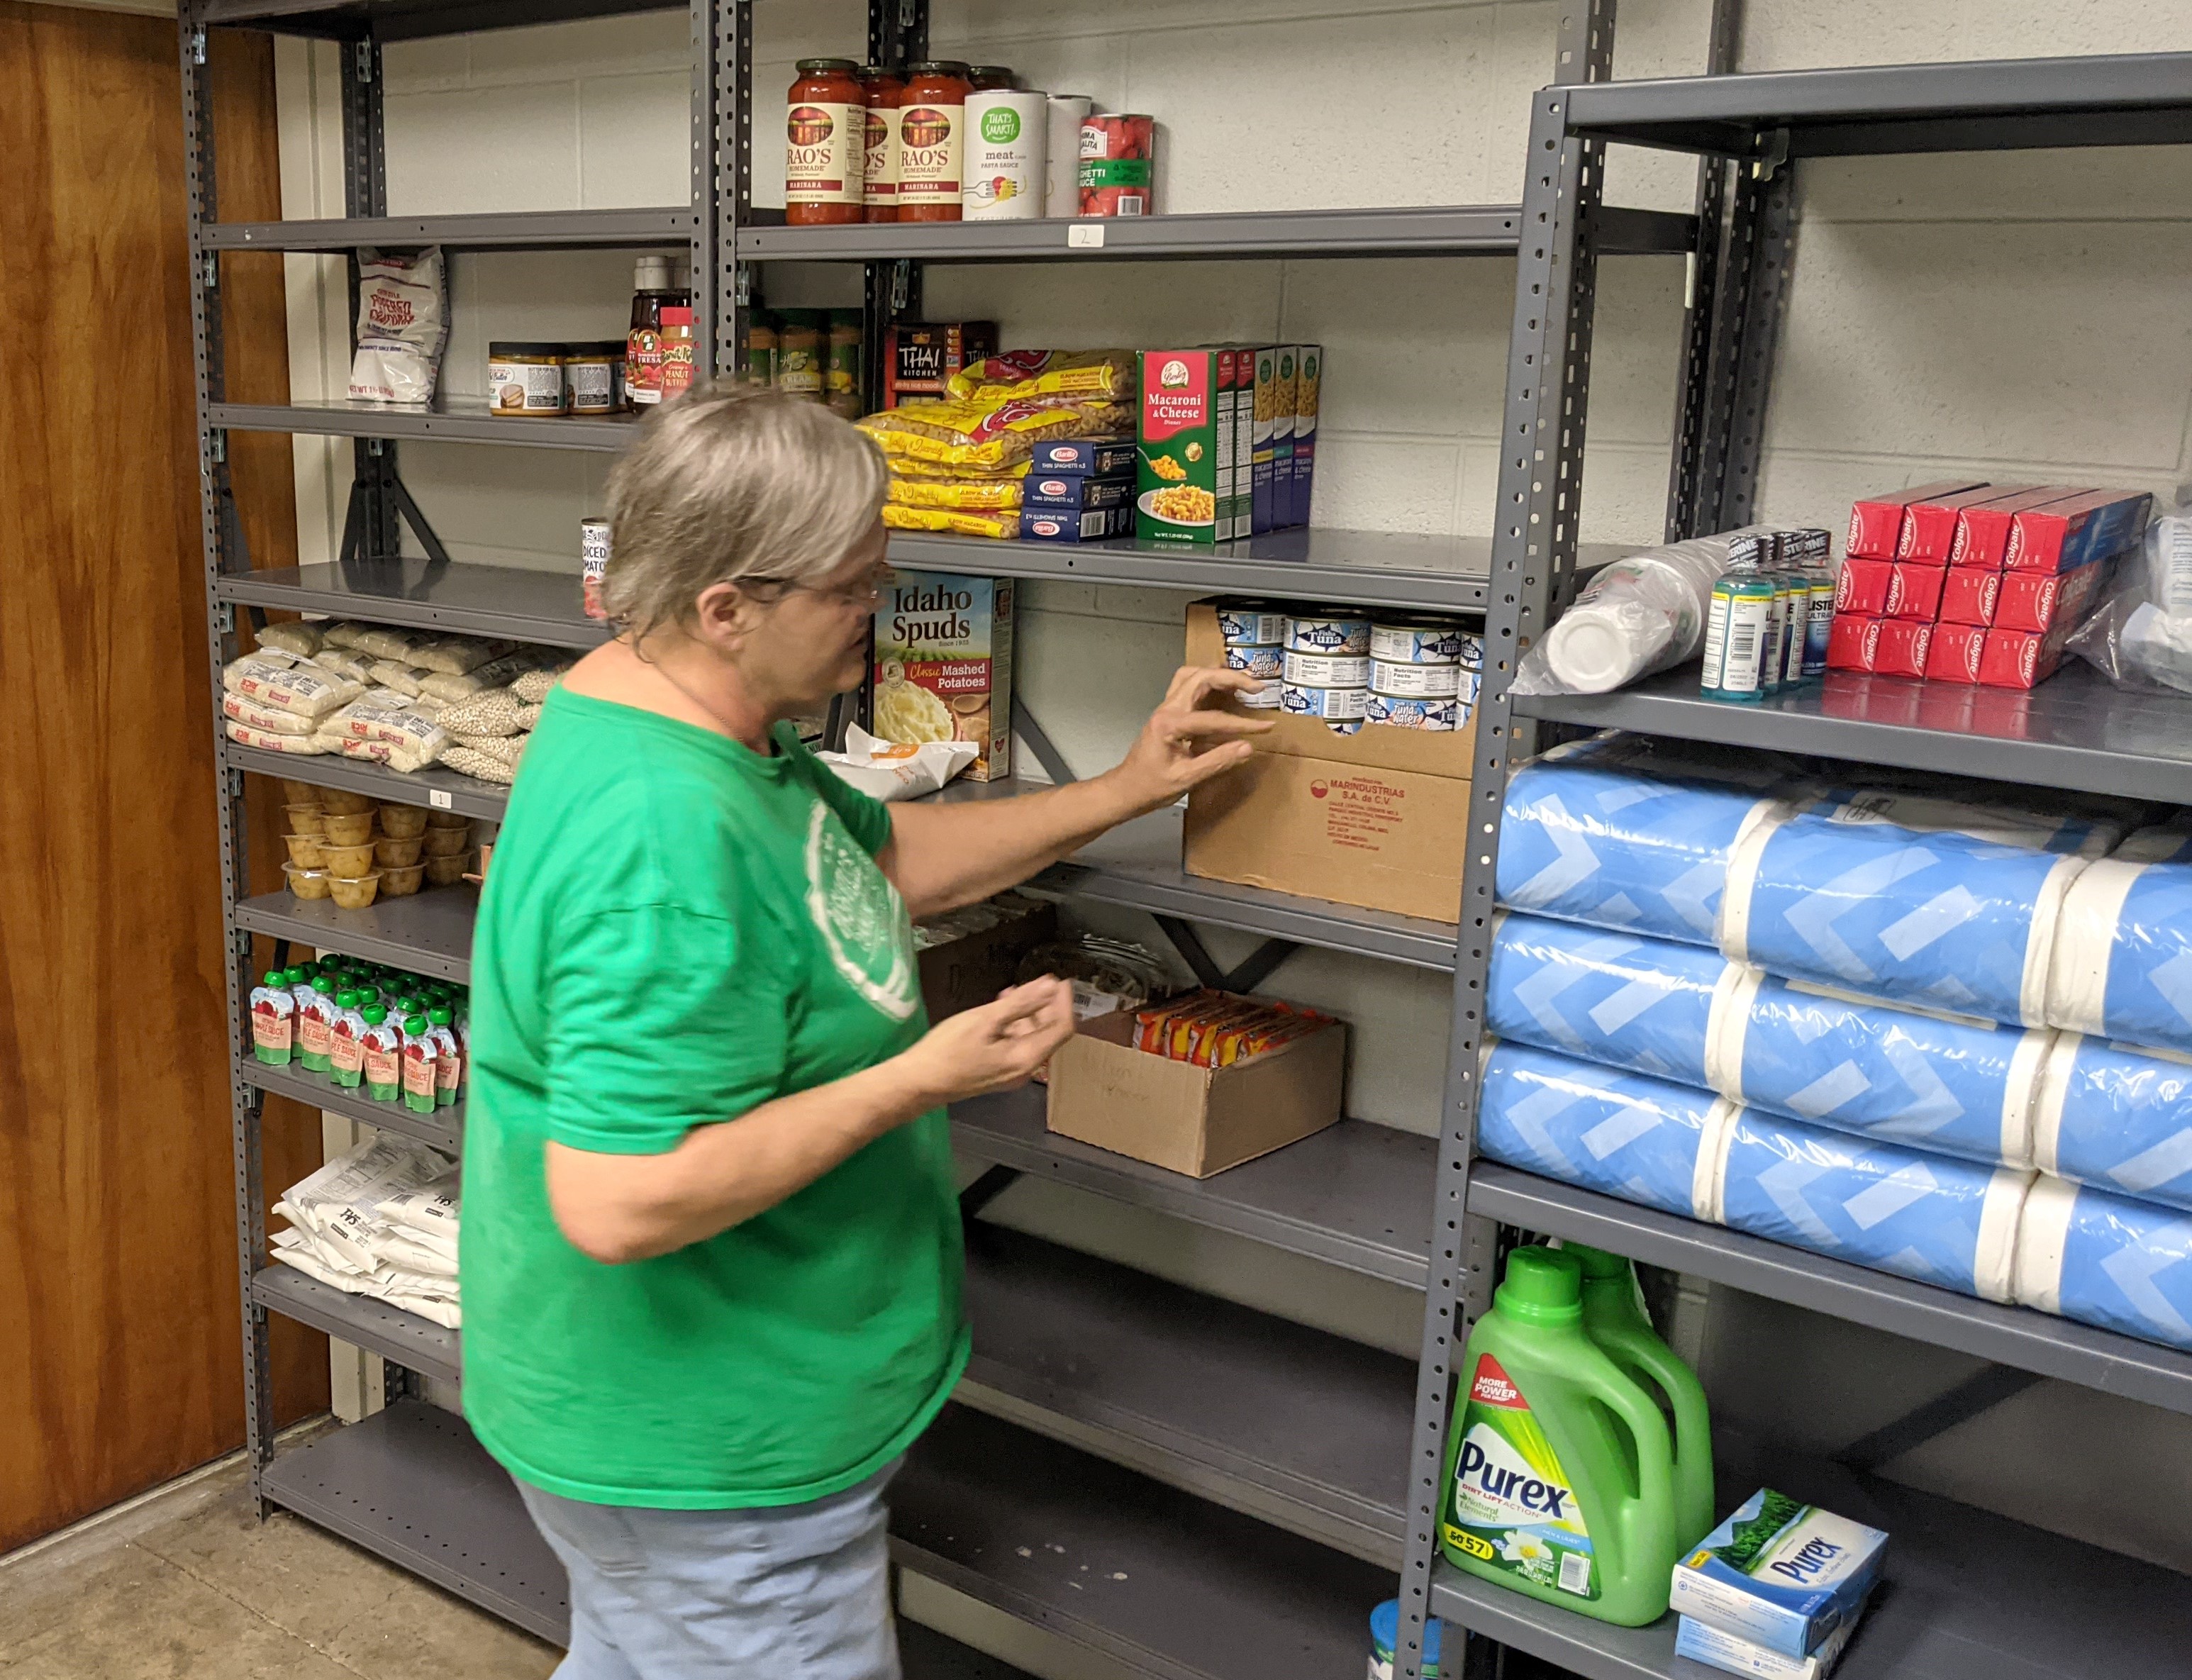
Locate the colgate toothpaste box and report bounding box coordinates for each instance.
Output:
[1898,485,2036,565]
[1979,627,2069,689]
[1847,479,1989,561]
[1872,619,1933,678]
[1886,564,1947,622]
[1939,568,2001,626]
[2005,489,2152,574]
[1827,613,1882,672]
[1994,555,2110,635]
[1836,559,1894,616]
[1925,622,1988,683]
[1949,486,2086,569]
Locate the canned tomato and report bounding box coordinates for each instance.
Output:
[1369,659,1460,698]
[1224,645,1284,682]
[1079,113,1155,216]
[1217,601,1287,646]
[1284,614,1371,657]
[1365,691,1459,731]
[1283,650,1369,688]
[1280,682,1367,723]
[1369,618,1476,665]
[581,518,612,620]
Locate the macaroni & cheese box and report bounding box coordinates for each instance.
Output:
[1137,350,1222,545]
[872,571,1013,781]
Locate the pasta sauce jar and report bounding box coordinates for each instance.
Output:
[858,65,902,222]
[786,58,865,225]
[898,60,970,221]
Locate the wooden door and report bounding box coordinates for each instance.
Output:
[0,1,328,1552]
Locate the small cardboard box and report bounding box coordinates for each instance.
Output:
[1845,479,1990,561]
[916,899,1057,1020]
[872,571,1013,780]
[1896,485,2037,565]
[2005,489,2153,574]
[1937,567,2000,626]
[1949,486,2085,568]
[1289,344,1323,528]
[1834,560,1893,617]
[882,321,998,406]
[1044,1006,1347,1177]
[1137,349,1223,545]
[1885,564,1946,623]
[1923,621,1987,683]
[1181,601,1476,922]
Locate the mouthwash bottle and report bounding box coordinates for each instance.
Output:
[1566,1243,1715,1550]
[1700,562,1777,701]
[1439,1246,1681,1627]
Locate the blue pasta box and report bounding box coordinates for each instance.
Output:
[1023,471,1135,513]
[1022,505,1134,543]
[1028,439,1137,477]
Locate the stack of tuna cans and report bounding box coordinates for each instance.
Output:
[1281,611,1372,733]
[1214,600,1288,708]
[1367,615,1481,730]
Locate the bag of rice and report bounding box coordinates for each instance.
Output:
[441,745,517,785]
[437,688,526,738]
[318,621,369,649]
[317,696,451,765]
[226,720,329,755]
[226,648,297,676]
[257,622,323,660]
[310,648,377,684]
[222,691,317,736]
[326,734,438,774]
[411,637,511,677]
[224,656,363,720]
[420,650,535,703]
[349,625,433,662]
[368,660,433,698]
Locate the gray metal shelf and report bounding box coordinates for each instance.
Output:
[224,739,511,823]
[216,559,608,650]
[241,1055,462,1153]
[1564,50,2192,157]
[953,1088,1435,1289]
[895,1404,1391,1680]
[1471,1162,2192,1416]
[235,883,477,984]
[204,206,696,251]
[1513,660,2192,805]
[252,1265,460,1385]
[197,0,677,40]
[739,204,1694,264]
[1429,1428,2192,1680]
[209,396,640,450]
[961,1223,1413,1567]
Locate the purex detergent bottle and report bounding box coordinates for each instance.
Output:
[1438,1246,1681,1627]
[1567,1242,1715,1551]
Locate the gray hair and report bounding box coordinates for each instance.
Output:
[601,382,888,638]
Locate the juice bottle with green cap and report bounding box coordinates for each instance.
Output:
[1438,1246,1681,1627]
[400,1014,439,1116]
[360,1006,402,1102]
[1565,1243,1715,1550]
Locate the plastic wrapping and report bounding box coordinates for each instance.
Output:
[1712,974,2047,1169]
[1721,811,2082,1028]
[1486,913,1731,1087]
[2032,1033,2192,1212]
[2067,508,2192,695]
[1476,1040,1732,1219]
[1499,740,1796,947]
[2046,858,2192,1055]
[1800,785,2122,859]
[1710,1111,2032,1301]
[2114,823,2192,864]
[1513,531,1753,696]
[2015,1175,2192,1352]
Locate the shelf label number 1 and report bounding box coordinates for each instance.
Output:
[430,790,453,810]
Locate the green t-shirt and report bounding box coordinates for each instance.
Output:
[460,689,966,1508]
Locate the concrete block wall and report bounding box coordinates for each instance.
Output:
[275,0,2192,1601]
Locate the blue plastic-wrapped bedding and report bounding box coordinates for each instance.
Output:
[2015,1175,2192,1352]
[2033,1034,2192,1213]
[1475,1040,1728,1220]
[1486,913,1732,1086]
[2047,858,2192,1058]
[1709,1110,2031,1301]
[1721,811,2082,1028]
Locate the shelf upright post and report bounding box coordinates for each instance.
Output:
[1391,13,1611,1675]
[339,33,398,561]
[180,3,274,1513]
[1695,157,1796,532]
[719,0,752,382]
[694,0,728,375]
[1662,0,1741,541]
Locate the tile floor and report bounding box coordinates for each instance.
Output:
[0,1453,558,1680]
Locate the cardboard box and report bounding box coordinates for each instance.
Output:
[1845,480,1989,561]
[882,321,998,406]
[1994,558,2109,634]
[1181,602,1476,922]
[1923,622,1987,683]
[1028,440,1137,476]
[1270,347,1300,529]
[1289,345,1322,528]
[2005,489,2153,574]
[1949,486,2085,569]
[1138,349,1223,545]
[1834,560,1893,616]
[916,898,1057,1020]
[1937,567,2000,626]
[1023,471,1135,511]
[1871,619,1932,677]
[1044,1005,1347,1177]
[1885,564,1946,622]
[1235,345,1259,538]
[1826,614,1881,672]
[872,571,1013,780]
[1979,613,2090,688]
[1898,485,2036,565]
[1022,506,1133,543]
[1251,346,1281,533]
[1213,345,1246,540]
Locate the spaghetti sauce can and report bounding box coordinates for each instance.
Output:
[1079,113,1155,216]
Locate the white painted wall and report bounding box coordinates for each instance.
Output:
[273,1,2192,1637]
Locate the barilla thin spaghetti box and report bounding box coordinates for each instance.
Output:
[1289,344,1322,528]
[1137,350,1222,546]
[1674,1593,1870,1680]
[1670,1489,1887,1658]
[872,571,1013,781]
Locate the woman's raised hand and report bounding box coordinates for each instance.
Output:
[1103,664,1275,816]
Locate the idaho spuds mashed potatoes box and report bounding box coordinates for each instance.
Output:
[872,571,1013,781]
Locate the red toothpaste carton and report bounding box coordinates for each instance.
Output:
[1873,619,1933,677]
[1994,557,2110,635]
[1925,622,1988,683]
[1836,559,1894,616]
[1898,485,2035,565]
[1827,613,1883,672]
[1979,628,2069,689]
[2005,489,2153,574]
[1939,568,2001,626]
[1886,564,1947,623]
[1847,480,1989,561]
[1949,486,2086,569]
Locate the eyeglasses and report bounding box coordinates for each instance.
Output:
[750,564,892,610]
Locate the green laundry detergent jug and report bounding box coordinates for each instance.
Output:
[1438,1246,1682,1628]
[1567,1242,1714,1551]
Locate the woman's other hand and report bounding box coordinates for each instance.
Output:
[896,977,1080,1105]
[1103,665,1275,817]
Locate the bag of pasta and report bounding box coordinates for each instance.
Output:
[943,349,1138,406]
[882,504,1021,540]
[888,455,1032,482]
[859,398,1132,472]
[888,477,1023,513]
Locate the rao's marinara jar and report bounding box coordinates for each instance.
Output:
[858,65,903,223]
[897,60,970,222]
[786,58,865,225]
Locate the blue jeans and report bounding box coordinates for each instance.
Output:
[517,1463,901,1679]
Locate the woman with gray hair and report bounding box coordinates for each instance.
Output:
[459,383,1268,1679]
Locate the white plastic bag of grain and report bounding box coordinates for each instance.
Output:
[511,664,570,704]
[226,720,329,755]
[226,648,297,677]
[318,621,369,649]
[441,745,517,785]
[438,687,525,738]
[223,655,363,719]
[309,647,376,684]
[324,734,438,774]
[421,649,535,703]
[221,691,317,736]
[257,622,323,659]
[347,247,447,407]
[348,624,431,662]
[452,731,525,769]
[368,660,434,697]
[318,696,451,762]
[412,637,511,677]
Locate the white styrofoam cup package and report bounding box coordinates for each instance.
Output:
[2031,1033,2192,1212]
[2015,1174,2192,1352]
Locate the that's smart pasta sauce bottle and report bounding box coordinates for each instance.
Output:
[786,59,866,226]
[859,65,903,223]
[897,61,970,221]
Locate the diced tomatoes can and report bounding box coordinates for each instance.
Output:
[1079,114,1155,216]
